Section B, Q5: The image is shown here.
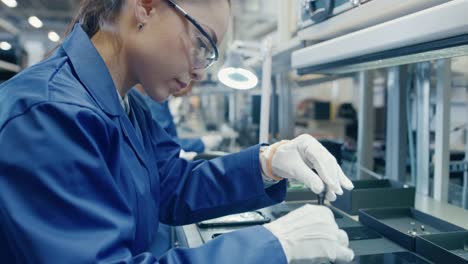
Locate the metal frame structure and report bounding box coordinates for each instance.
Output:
[415,62,432,196]
[0,60,20,73]
[385,66,409,182]
[276,72,295,139]
[292,0,468,72]
[433,59,451,202]
[356,71,375,179]
[464,104,468,209]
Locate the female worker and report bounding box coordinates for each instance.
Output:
[0,0,355,263]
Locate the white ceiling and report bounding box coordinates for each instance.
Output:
[0,0,282,62]
[0,0,279,40]
[231,0,279,40]
[0,0,77,33]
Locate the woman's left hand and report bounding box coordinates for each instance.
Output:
[260,134,354,201]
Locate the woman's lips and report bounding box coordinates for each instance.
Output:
[174,79,188,91]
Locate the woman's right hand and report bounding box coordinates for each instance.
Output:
[264,204,354,263]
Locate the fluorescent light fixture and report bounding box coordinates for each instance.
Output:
[28,16,43,28]
[218,67,258,90]
[48,31,60,42]
[1,0,17,8]
[0,41,12,51]
[218,51,259,90]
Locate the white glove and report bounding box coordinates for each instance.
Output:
[219,124,239,138]
[264,204,354,263]
[179,150,198,161]
[201,135,223,151]
[260,134,354,201]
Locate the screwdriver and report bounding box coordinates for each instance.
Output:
[317,192,326,205]
[313,168,326,206]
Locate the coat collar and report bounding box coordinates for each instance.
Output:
[61,24,122,117]
[61,25,153,173]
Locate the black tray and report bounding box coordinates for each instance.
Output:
[342,226,382,241]
[349,252,432,264]
[359,207,465,251]
[264,202,361,228]
[285,189,320,201]
[416,231,468,264]
[332,179,415,215]
[296,252,431,264]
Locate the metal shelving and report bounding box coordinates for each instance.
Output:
[0,59,21,73]
[292,0,468,74]
[289,0,468,207]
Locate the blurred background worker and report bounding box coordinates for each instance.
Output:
[135,84,223,155]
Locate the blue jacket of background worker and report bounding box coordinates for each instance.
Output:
[142,97,205,153]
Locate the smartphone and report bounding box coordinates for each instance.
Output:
[198,211,271,228]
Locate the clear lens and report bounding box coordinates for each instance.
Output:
[167,0,218,70]
[191,34,215,69]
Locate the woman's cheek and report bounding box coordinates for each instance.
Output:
[177,33,193,71]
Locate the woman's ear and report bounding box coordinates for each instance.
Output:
[135,0,155,24]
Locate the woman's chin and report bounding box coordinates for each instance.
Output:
[147,90,170,103]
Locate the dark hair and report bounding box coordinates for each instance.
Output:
[65,0,124,38]
[43,0,123,58]
[65,0,231,38]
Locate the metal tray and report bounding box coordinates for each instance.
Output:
[359,207,465,251]
[415,231,468,264]
[332,179,415,215]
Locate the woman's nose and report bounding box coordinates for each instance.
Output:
[190,68,205,81]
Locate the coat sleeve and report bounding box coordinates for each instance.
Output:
[174,137,205,153]
[0,102,139,263]
[150,121,287,226]
[0,102,287,264]
[159,226,287,264]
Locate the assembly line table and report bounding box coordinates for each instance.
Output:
[173,193,468,253]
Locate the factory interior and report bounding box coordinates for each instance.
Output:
[0,0,467,263]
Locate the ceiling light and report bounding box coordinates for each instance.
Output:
[1,0,17,8]
[0,41,12,51]
[48,31,60,42]
[28,16,43,28]
[218,51,259,90]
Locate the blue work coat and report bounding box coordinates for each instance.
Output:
[139,96,203,257]
[0,24,287,263]
[142,97,205,153]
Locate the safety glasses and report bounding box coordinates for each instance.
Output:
[164,0,219,69]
